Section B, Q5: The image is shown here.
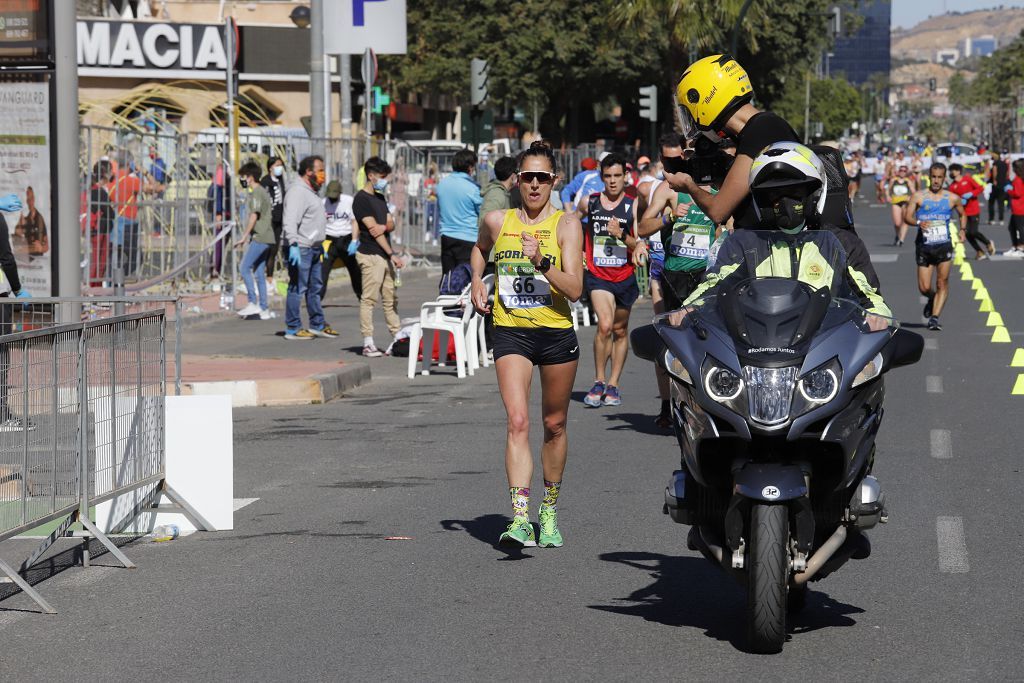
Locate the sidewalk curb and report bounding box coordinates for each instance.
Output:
[182,362,371,407]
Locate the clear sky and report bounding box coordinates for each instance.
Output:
[892,0,1024,29]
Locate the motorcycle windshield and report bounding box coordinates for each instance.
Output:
[656,230,897,341]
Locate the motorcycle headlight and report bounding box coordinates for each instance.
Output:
[705,365,743,401]
[851,353,883,387]
[798,366,839,403]
[663,349,692,384]
[743,366,798,426]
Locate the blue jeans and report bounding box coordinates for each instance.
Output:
[240,241,271,309]
[285,243,326,333]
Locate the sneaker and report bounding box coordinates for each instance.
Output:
[362,344,383,357]
[237,302,261,317]
[923,294,934,319]
[988,242,997,256]
[498,518,537,548]
[309,325,340,338]
[927,316,942,331]
[285,329,315,341]
[538,507,563,548]
[977,252,990,261]
[259,309,276,320]
[0,417,35,432]
[1002,248,1021,257]
[583,381,606,407]
[603,385,622,406]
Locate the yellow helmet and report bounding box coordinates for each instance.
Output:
[675,55,754,140]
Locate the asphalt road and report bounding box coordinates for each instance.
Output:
[1,202,1022,680]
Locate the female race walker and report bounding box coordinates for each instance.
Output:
[471,141,584,548]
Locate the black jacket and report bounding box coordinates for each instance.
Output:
[0,215,21,294]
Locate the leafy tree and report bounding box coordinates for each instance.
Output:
[916,118,948,144]
[773,76,862,140]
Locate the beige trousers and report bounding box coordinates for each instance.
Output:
[356,252,400,340]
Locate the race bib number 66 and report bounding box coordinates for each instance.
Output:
[499,260,553,309]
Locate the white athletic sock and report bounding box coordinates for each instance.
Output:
[363,336,375,347]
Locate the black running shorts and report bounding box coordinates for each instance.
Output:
[492,326,580,366]
[584,271,640,310]
[915,243,953,267]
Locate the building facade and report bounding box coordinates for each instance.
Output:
[829,0,892,85]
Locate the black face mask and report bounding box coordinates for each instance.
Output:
[770,197,807,233]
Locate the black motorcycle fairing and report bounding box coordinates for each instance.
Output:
[733,463,808,501]
[818,379,886,491]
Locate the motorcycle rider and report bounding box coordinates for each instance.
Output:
[683,142,891,324]
[663,54,800,227]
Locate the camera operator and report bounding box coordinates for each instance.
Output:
[663,54,799,228]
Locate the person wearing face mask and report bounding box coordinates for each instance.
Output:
[683,143,890,321]
[261,156,287,276]
[281,155,338,340]
[663,55,800,228]
[353,156,403,357]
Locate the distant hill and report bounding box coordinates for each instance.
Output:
[893,8,1024,61]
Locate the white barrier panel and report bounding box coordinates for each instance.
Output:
[96,394,233,533]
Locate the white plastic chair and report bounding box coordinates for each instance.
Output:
[407,278,489,379]
[571,300,592,330]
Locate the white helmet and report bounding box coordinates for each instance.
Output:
[749,142,827,232]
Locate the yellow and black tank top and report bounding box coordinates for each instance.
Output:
[492,209,572,329]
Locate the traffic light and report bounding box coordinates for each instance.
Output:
[929,78,937,92]
[372,86,391,115]
[470,58,489,107]
[639,85,657,122]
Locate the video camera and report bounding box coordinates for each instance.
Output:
[662,135,734,185]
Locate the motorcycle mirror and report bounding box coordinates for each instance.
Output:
[884,328,924,369]
[630,324,664,363]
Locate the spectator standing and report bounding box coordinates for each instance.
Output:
[1004,159,1024,257]
[260,156,287,276]
[423,164,440,242]
[282,155,339,340]
[207,163,232,278]
[353,157,403,357]
[144,145,168,236]
[436,149,483,274]
[233,161,277,319]
[86,161,115,285]
[320,180,362,301]
[0,193,33,431]
[559,157,599,212]
[478,156,517,239]
[107,161,142,276]
[987,152,1010,224]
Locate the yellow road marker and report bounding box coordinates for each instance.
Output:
[979,298,994,313]
[971,279,983,291]
[1013,374,1024,395]
[1012,348,1024,367]
[991,326,1011,343]
[986,312,1004,327]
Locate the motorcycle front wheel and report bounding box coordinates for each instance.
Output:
[747,503,790,653]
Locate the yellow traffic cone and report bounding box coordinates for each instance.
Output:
[991,326,1011,343]
[971,278,983,291]
[1012,348,1024,367]
[979,298,994,313]
[954,254,964,265]
[974,286,989,301]
[986,312,1004,327]
[1013,374,1024,395]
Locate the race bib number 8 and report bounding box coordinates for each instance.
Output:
[670,227,710,259]
[498,260,552,309]
[593,235,628,267]
[920,219,950,245]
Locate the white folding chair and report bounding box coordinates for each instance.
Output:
[571,300,592,330]
[407,284,479,379]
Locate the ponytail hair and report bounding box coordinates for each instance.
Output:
[517,140,558,174]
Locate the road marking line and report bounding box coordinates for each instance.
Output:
[937,516,970,573]
[232,497,259,512]
[925,338,938,351]
[870,254,899,263]
[926,376,943,393]
[930,429,952,459]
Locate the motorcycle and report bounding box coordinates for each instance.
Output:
[631,230,923,653]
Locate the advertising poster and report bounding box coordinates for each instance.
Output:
[0,79,51,294]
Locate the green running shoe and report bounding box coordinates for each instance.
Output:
[499,518,536,547]
[538,507,563,548]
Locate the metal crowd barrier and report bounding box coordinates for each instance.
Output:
[0,297,204,613]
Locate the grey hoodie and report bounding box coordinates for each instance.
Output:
[282,180,326,247]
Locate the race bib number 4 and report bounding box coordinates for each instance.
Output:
[669,227,710,259]
[920,219,951,245]
[593,235,628,267]
[498,261,552,309]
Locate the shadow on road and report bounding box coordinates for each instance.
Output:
[600,412,673,436]
[440,514,534,561]
[590,551,863,652]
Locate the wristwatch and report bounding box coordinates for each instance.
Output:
[537,256,552,274]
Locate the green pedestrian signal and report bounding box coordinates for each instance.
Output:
[372,86,391,115]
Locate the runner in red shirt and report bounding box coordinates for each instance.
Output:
[948,163,995,260]
[578,153,640,408]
